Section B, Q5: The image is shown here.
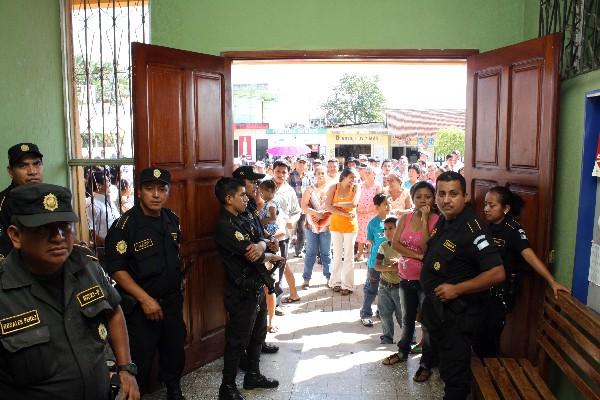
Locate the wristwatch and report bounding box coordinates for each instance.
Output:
[117,362,138,376]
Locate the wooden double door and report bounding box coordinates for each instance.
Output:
[131,32,561,371]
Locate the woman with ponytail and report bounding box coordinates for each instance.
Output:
[474,186,570,357]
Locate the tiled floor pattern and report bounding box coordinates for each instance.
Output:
[144,257,444,399]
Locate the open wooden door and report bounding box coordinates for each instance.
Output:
[465,33,561,359]
[132,42,231,371]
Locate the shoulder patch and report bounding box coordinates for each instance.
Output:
[76,285,105,307]
[473,234,490,250]
[443,240,456,252]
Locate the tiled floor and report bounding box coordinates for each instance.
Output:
[144,257,444,399]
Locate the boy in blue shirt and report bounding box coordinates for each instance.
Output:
[359,193,390,327]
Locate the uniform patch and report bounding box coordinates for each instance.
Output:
[43,193,58,211]
[20,144,29,152]
[98,323,108,341]
[234,231,244,241]
[473,235,490,250]
[116,240,127,254]
[76,285,105,307]
[153,169,161,178]
[434,261,441,271]
[493,238,506,248]
[0,310,40,335]
[443,240,456,252]
[518,229,527,240]
[133,238,154,252]
[171,233,178,241]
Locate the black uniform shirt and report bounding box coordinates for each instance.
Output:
[0,245,121,400]
[214,208,266,289]
[0,182,17,259]
[488,215,531,275]
[104,204,182,298]
[421,206,503,297]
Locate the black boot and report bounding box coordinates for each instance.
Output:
[166,380,185,400]
[219,383,245,400]
[261,342,279,354]
[243,372,279,390]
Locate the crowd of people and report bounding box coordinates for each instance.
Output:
[224,150,570,399]
[0,141,571,400]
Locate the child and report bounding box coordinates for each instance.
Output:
[359,193,391,327]
[375,216,402,344]
[258,179,280,238]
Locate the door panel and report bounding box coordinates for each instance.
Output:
[132,42,231,372]
[466,33,561,359]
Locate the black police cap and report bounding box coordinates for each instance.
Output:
[8,143,43,166]
[232,166,265,181]
[139,167,171,185]
[9,183,78,227]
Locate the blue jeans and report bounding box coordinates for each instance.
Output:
[399,280,436,369]
[302,227,331,280]
[378,282,403,343]
[360,268,380,319]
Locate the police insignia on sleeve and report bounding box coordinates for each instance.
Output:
[98,322,108,341]
[434,261,441,271]
[43,193,58,211]
[116,240,127,254]
[153,169,161,178]
[234,231,244,241]
[473,235,490,250]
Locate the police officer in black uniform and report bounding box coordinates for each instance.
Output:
[473,185,570,357]
[420,172,505,400]
[214,177,280,400]
[0,183,139,399]
[104,167,185,399]
[0,142,45,259]
[232,166,280,356]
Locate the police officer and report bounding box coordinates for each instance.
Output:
[104,168,185,399]
[0,142,44,259]
[232,166,280,356]
[0,183,139,399]
[214,177,280,400]
[420,172,505,400]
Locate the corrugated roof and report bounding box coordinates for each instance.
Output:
[386,109,465,139]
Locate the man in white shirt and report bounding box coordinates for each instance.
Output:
[325,158,340,187]
[272,160,302,305]
[86,171,120,261]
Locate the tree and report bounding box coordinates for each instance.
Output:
[321,73,386,127]
[434,126,465,158]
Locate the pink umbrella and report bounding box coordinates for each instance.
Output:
[266,144,312,156]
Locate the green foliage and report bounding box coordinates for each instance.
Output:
[321,73,386,126]
[74,55,129,107]
[434,126,465,157]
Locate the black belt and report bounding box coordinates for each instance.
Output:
[379,280,400,288]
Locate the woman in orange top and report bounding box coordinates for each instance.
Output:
[326,168,361,295]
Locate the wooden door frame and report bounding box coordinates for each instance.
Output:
[222,49,478,60]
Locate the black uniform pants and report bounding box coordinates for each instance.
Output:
[222,288,267,384]
[125,292,185,392]
[472,296,507,358]
[422,296,483,400]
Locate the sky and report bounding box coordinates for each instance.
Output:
[232,61,467,128]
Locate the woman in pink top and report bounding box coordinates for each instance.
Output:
[355,166,381,261]
[384,181,438,382]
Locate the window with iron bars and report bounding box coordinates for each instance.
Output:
[539,0,600,79]
[64,0,149,261]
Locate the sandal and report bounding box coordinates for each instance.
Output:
[413,366,432,382]
[382,352,406,366]
[267,325,279,333]
[281,296,301,304]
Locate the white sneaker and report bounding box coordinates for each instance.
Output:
[361,318,374,327]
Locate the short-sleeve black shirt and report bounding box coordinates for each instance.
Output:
[420,206,503,297]
[104,205,182,298]
[0,245,121,400]
[488,215,531,275]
